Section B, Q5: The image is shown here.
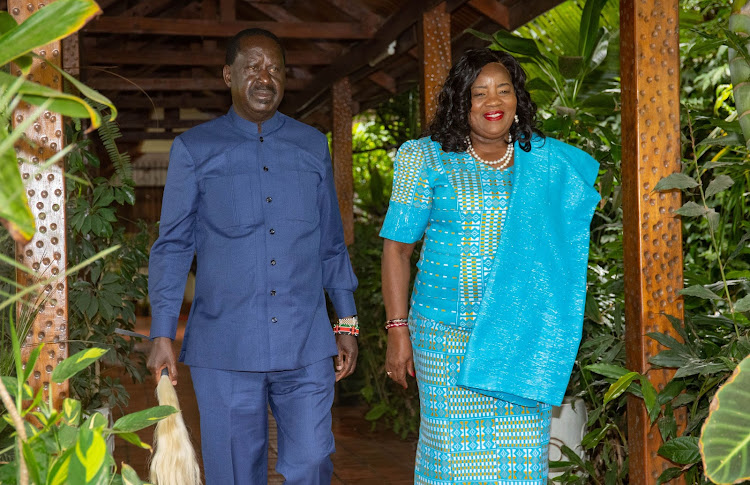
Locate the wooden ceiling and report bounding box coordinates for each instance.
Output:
[9,0,566,141]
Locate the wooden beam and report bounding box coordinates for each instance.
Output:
[368,71,397,94]
[621,0,685,483]
[86,77,306,91]
[248,1,345,56]
[220,0,234,22]
[84,16,373,39]
[108,94,232,109]
[419,2,452,127]
[323,0,382,31]
[10,0,69,409]
[468,0,510,29]
[289,0,469,116]
[332,78,354,246]
[507,0,565,30]
[121,0,174,17]
[202,0,216,19]
[83,48,333,66]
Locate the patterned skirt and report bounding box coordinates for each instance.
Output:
[409,312,551,484]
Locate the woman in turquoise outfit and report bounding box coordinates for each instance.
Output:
[380,49,600,484]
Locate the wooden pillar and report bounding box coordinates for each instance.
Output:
[621,0,684,483]
[418,1,452,128]
[10,0,69,408]
[332,77,354,246]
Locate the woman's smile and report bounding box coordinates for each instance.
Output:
[483,110,505,121]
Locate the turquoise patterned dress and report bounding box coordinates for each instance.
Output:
[380,137,551,484]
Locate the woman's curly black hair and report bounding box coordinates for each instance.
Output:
[428,48,543,153]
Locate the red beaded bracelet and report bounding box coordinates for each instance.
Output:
[385,318,409,330]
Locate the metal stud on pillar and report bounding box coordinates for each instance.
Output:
[419,1,452,128]
[10,0,69,408]
[621,0,684,483]
[332,77,354,246]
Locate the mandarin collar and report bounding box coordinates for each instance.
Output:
[228,106,285,136]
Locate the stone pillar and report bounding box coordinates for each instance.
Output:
[332,77,354,246]
[621,0,684,483]
[10,0,69,408]
[418,1,452,128]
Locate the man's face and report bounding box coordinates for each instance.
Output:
[223,35,286,124]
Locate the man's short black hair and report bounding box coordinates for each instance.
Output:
[225,28,286,66]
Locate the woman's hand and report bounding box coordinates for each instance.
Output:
[385,326,415,388]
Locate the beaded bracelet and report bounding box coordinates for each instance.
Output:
[385,318,409,331]
[334,315,359,337]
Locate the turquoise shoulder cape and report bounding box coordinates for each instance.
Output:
[455,136,600,407]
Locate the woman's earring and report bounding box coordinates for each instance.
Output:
[514,114,519,124]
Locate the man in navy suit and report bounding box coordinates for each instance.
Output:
[147,28,359,484]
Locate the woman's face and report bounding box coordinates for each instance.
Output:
[468,62,517,143]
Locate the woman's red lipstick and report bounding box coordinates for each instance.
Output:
[484,110,504,121]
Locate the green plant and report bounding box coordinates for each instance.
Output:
[64,110,150,413]
[0,315,175,485]
[586,105,750,484]
[699,353,750,484]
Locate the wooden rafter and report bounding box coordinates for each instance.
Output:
[121,0,175,17]
[468,0,511,29]
[84,16,374,39]
[248,1,345,56]
[287,0,470,116]
[85,77,307,91]
[323,0,383,31]
[83,48,333,66]
[368,71,397,94]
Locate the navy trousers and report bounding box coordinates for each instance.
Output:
[190,358,335,484]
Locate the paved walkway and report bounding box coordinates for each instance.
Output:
[111,318,416,484]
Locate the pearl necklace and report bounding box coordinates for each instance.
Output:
[466,133,514,169]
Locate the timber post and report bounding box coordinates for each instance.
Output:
[621,0,685,483]
[10,0,69,408]
[419,1,452,128]
[332,77,354,246]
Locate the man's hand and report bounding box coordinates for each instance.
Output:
[147,337,178,386]
[385,327,415,389]
[334,334,358,382]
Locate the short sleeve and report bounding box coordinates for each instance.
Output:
[379,139,433,243]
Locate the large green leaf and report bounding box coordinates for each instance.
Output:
[51,347,109,383]
[68,425,108,485]
[0,0,100,67]
[0,134,35,242]
[700,355,750,484]
[120,464,144,485]
[47,447,75,485]
[579,0,608,59]
[0,71,101,125]
[112,406,177,433]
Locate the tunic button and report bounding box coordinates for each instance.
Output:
[260,136,264,142]
[270,259,276,266]
[263,166,269,171]
[266,196,272,203]
[270,290,276,296]
[271,317,277,323]
[269,228,275,234]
